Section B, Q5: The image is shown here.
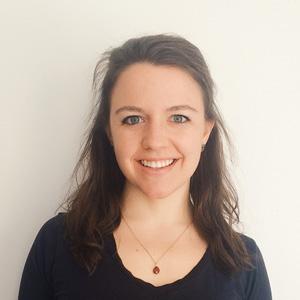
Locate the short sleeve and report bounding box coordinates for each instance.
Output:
[18,214,63,300]
[244,239,273,300]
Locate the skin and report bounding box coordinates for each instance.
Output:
[106,62,215,233]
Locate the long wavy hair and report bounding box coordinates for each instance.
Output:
[59,33,254,276]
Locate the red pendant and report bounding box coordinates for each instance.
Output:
[153,266,160,274]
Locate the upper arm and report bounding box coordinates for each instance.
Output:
[18,215,61,300]
[245,239,273,300]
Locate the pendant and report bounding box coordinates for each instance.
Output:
[153,266,160,274]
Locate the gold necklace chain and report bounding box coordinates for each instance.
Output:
[120,213,193,275]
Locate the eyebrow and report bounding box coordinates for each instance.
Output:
[114,105,198,115]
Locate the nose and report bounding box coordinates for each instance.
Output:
[141,119,169,150]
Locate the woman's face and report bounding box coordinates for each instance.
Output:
[106,62,214,199]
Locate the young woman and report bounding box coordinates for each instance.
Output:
[19,34,272,299]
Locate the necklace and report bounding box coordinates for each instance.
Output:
[120,213,193,275]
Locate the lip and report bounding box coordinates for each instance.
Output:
[136,158,179,175]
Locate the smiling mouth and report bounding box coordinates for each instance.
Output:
[138,159,178,169]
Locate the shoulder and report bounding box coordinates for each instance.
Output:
[35,212,66,244]
[235,233,273,299]
[238,233,268,272]
[239,233,259,256]
[41,212,66,229]
[236,232,266,275]
[29,212,67,262]
[19,213,68,294]
[39,212,66,232]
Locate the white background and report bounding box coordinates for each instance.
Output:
[1,1,299,299]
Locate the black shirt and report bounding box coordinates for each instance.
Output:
[18,213,272,300]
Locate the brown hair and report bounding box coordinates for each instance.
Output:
[59,33,254,276]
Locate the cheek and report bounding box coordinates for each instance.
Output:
[179,134,203,167]
[113,136,138,169]
[114,132,138,151]
[180,130,202,152]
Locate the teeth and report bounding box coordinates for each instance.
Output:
[140,159,175,168]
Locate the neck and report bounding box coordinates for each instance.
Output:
[119,182,194,230]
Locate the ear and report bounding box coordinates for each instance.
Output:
[203,119,215,144]
[105,125,113,145]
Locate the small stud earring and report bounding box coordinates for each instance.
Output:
[201,144,206,152]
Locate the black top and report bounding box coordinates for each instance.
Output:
[18,213,272,300]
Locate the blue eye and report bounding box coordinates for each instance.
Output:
[121,115,142,125]
[172,115,190,123]
[121,114,190,126]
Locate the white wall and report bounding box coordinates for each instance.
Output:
[1,1,299,299]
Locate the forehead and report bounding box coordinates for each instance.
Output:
[110,62,204,110]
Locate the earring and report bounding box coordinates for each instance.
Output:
[108,138,114,147]
[189,194,194,206]
[201,143,206,152]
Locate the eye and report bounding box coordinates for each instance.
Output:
[171,114,190,123]
[121,115,143,125]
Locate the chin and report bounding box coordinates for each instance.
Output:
[138,185,180,200]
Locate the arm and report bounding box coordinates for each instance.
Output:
[18,216,60,300]
[245,240,273,300]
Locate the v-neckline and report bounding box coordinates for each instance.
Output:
[106,232,210,293]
